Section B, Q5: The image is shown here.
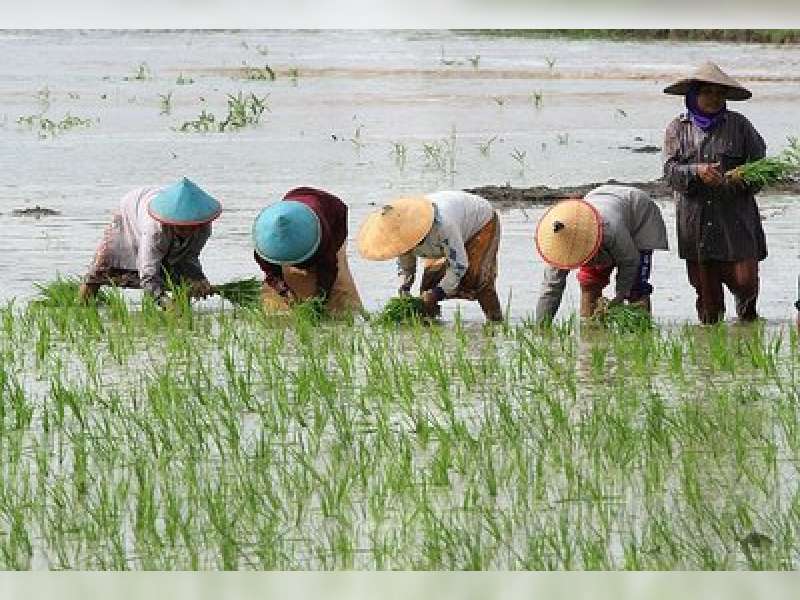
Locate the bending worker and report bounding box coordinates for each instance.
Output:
[358,190,503,322]
[534,184,668,321]
[252,186,363,315]
[79,177,221,304]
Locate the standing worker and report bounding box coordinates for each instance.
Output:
[534,185,668,322]
[79,177,221,304]
[358,190,503,322]
[252,186,363,315]
[663,61,767,324]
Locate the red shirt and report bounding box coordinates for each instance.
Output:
[254,187,348,298]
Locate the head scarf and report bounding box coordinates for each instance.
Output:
[685,82,727,132]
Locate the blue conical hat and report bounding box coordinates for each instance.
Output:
[148,177,223,225]
[252,201,322,265]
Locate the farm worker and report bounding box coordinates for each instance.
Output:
[534,185,668,322]
[79,177,221,304]
[357,190,503,322]
[663,62,767,324]
[252,187,363,315]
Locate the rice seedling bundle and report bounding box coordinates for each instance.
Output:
[292,296,328,323]
[730,136,800,187]
[591,300,652,333]
[30,275,107,307]
[375,296,426,324]
[211,277,262,308]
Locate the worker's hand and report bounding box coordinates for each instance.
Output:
[420,290,441,317]
[188,278,213,299]
[592,296,611,318]
[156,294,176,312]
[697,162,723,186]
[725,165,744,182]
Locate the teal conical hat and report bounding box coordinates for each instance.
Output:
[148,177,223,225]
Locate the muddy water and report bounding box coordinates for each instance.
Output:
[2,30,800,323]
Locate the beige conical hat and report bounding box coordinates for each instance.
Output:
[663,61,751,100]
[535,199,603,269]
[357,197,435,260]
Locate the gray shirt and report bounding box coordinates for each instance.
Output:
[535,185,668,321]
[97,186,211,296]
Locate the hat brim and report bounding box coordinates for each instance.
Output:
[663,79,752,101]
[358,198,435,260]
[535,200,603,269]
[147,205,222,226]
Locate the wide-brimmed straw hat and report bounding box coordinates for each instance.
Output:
[148,177,222,226]
[663,61,752,100]
[252,200,322,265]
[357,197,435,260]
[535,199,603,269]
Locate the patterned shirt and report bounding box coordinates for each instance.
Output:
[663,110,767,262]
[397,191,494,296]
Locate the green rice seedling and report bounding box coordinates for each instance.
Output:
[211,277,262,308]
[729,137,800,187]
[590,300,652,334]
[292,297,327,325]
[124,62,152,81]
[390,141,407,167]
[30,275,108,307]
[178,109,217,133]
[375,296,426,325]
[478,135,498,156]
[158,91,173,115]
[492,96,506,106]
[176,73,194,85]
[530,91,544,108]
[544,56,557,70]
[467,55,480,68]
[219,91,269,132]
[510,148,527,172]
[242,63,276,81]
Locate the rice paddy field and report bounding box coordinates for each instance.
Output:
[2,30,800,571]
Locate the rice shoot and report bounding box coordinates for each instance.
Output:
[376,296,427,325]
[31,275,108,307]
[591,299,652,333]
[211,277,262,308]
[292,296,328,324]
[730,136,800,187]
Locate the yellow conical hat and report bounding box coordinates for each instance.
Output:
[357,197,435,260]
[535,199,603,269]
[663,61,751,101]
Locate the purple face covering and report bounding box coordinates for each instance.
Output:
[685,83,727,132]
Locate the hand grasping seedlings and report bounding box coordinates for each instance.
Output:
[726,136,800,187]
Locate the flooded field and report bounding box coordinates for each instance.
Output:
[1,31,800,571]
[2,30,800,322]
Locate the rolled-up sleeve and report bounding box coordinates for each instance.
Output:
[535,266,569,322]
[663,119,697,193]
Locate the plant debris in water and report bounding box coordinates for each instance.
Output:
[211,277,262,308]
[376,296,427,324]
[730,136,800,187]
[178,91,269,133]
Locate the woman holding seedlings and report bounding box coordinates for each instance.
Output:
[357,190,503,322]
[79,177,221,304]
[663,62,767,324]
[252,187,363,315]
[534,185,668,321]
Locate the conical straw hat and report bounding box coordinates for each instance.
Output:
[148,177,222,225]
[535,199,603,269]
[663,61,751,100]
[357,197,435,260]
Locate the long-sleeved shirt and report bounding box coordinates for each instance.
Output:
[535,185,668,321]
[97,186,210,296]
[397,190,494,296]
[663,110,767,262]
[254,187,348,298]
